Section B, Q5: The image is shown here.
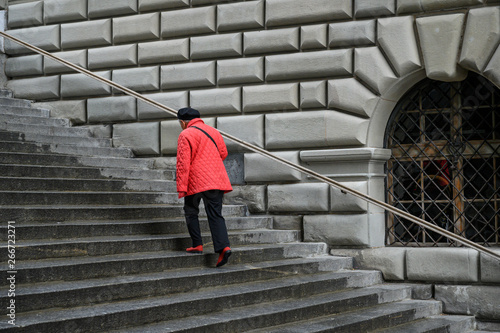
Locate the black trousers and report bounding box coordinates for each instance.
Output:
[183,190,230,253]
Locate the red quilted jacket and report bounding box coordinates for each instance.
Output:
[176,118,233,198]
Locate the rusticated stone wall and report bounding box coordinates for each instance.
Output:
[2,0,500,249]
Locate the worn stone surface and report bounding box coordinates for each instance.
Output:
[416,14,468,82]
[191,33,242,60]
[244,28,299,55]
[62,19,112,49]
[190,87,241,115]
[331,181,368,212]
[328,78,379,118]
[266,49,352,81]
[7,76,60,100]
[138,39,189,65]
[329,20,376,47]
[139,0,189,11]
[8,1,43,29]
[459,6,500,72]
[33,100,87,124]
[301,24,327,50]
[268,183,330,212]
[5,55,43,77]
[61,71,112,98]
[4,25,60,55]
[354,0,395,17]
[113,122,160,155]
[112,66,160,92]
[44,0,87,24]
[218,0,264,32]
[266,110,368,149]
[300,81,326,109]
[113,13,160,44]
[217,114,265,152]
[479,249,500,283]
[398,0,485,14]
[406,248,479,283]
[137,91,187,120]
[272,215,303,230]
[161,61,216,90]
[435,285,500,319]
[217,57,264,85]
[266,0,351,27]
[244,151,302,182]
[224,185,266,213]
[87,96,137,123]
[378,16,422,76]
[44,50,87,74]
[243,83,299,113]
[161,7,216,38]
[88,0,138,18]
[88,45,137,70]
[304,214,371,246]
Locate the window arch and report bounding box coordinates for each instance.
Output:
[385,72,500,246]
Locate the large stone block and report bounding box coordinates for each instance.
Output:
[190,87,241,115]
[5,54,43,77]
[397,0,485,14]
[243,83,299,113]
[301,24,327,50]
[406,248,479,283]
[484,46,500,89]
[8,1,43,28]
[113,122,160,155]
[44,50,87,74]
[355,47,398,95]
[328,78,379,118]
[61,71,112,98]
[4,25,60,55]
[266,110,368,149]
[44,0,87,24]
[435,285,500,319]
[355,0,395,17]
[304,214,372,246]
[378,16,422,77]
[112,66,160,92]
[224,185,266,213]
[139,0,189,11]
[33,100,87,124]
[88,0,138,18]
[272,215,303,231]
[191,33,242,60]
[218,0,264,32]
[114,12,160,44]
[416,14,468,82]
[329,20,376,47]
[138,39,189,65]
[87,96,137,123]
[161,61,216,90]
[480,250,500,283]
[300,81,326,109]
[61,19,112,49]
[244,28,299,55]
[265,49,352,81]
[266,0,351,27]
[7,76,60,100]
[88,45,137,70]
[217,114,264,151]
[244,151,302,182]
[268,183,330,212]
[137,91,187,120]
[161,7,216,38]
[460,6,500,72]
[217,57,264,85]
[161,118,216,154]
[331,181,368,212]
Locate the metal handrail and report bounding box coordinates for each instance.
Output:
[1,31,499,262]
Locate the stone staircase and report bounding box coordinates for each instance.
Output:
[0,90,484,332]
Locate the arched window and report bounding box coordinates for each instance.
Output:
[385,73,500,246]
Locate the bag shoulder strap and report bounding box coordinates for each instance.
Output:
[191,126,219,150]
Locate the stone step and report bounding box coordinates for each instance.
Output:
[0,176,176,192]
[0,216,274,240]
[0,244,326,284]
[0,140,133,158]
[0,90,14,98]
[0,151,155,169]
[0,256,357,313]
[0,204,247,223]
[372,315,475,333]
[0,99,35,110]
[6,229,300,260]
[0,191,181,206]
[0,130,113,148]
[1,113,70,127]
[0,273,399,332]
[0,122,92,138]
[0,164,173,181]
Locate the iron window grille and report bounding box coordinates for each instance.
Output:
[385,73,500,247]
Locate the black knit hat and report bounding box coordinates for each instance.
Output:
[177,107,200,121]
